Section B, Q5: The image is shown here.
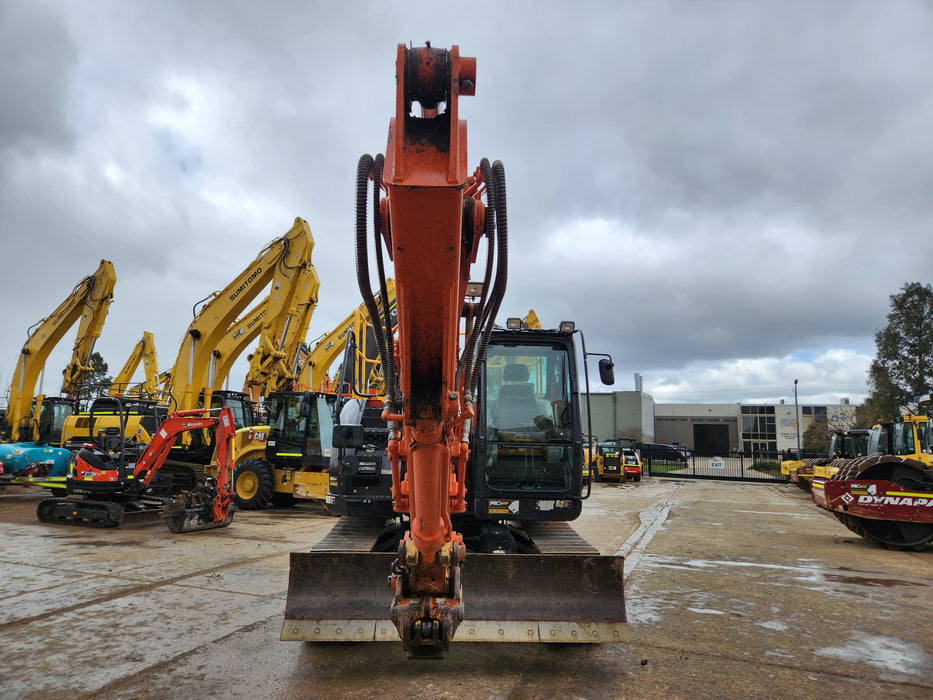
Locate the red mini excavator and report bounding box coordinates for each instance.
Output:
[283,43,626,658]
[37,399,236,533]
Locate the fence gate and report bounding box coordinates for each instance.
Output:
[643,452,788,483]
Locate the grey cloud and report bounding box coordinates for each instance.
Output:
[3,1,932,406]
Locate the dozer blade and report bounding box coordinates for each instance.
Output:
[281,552,627,644]
[162,501,236,534]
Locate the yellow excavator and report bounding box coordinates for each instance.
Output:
[108,332,161,399]
[297,279,396,393]
[165,217,317,420]
[61,219,319,468]
[0,260,116,491]
[231,285,393,509]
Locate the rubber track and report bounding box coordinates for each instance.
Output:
[520,521,599,554]
[36,498,125,528]
[313,517,390,552]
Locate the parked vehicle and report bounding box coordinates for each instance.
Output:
[639,442,688,465]
[621,448,642,482]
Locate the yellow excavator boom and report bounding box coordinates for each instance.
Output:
[244,253,320,397]
[297,279,395,392]
[166,218,316,415]
[108,331,160,398]
[59,261,117,396]
[4,260,116,442]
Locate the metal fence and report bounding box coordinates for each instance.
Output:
[642,451,789,483]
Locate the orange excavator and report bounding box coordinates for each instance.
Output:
[36,402,236,532]
[283,44,626,658]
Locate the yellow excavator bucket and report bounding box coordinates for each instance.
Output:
[281,550,627,644]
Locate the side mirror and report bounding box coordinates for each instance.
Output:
[598,358,615,386]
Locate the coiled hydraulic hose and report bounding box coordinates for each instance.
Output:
[371,153,396,409]
[354,153,397,413]
[456,160,497,395]
[467,159,509,399]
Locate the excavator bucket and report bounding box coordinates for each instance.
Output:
[281,551,627,644]
[162,499,235,534]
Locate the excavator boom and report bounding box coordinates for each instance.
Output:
[244,242,320,397]
[167,218,316,415]
[3,260,115,442]
[60,260,117,395]
[284,44,626,657]
[297,279,395,393]
[109,332,160,398]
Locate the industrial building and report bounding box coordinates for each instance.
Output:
[582,390,857,456]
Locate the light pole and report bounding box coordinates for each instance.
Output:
[794,379,801,458]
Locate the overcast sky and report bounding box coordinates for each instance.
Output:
[2,0,931,407]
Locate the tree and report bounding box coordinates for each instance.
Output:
[77,352,112,406]
[853,401,882,429]
[802,417,829,455]
[866,282,933,419]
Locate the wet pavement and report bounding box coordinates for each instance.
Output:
[0,478,930,699]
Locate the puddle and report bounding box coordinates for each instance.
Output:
[823,574,922,588]
[814,633,932,680]
[757,620,789,632]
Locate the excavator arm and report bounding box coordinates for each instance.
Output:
[60,260,117,395]
[109,332,160,398]
[357,44,505,654]
[284,44,625,659]
[297,279,395,393]
[134,409,234,484]
[135,407,237,533]
[167,218,315,415]
[4,260,116,442]
[244,252,320,397]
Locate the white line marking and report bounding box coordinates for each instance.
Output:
[614,486,678,581]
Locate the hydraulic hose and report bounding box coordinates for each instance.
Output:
[457,159,498,396]
[372,153,397,409]
[469,159,508,399]
[354,153,397,412]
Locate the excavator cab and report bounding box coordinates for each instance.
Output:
[61,396,166,450]
[33,397,76,445]
[231,390,337,509]
[202,390,255,430]
[473,328,582,521]
[326,398,393,517]
[265,392,334,465]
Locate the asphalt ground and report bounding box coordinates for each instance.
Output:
[0,478,930,699]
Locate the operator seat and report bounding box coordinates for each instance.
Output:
[493,363,539,429]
